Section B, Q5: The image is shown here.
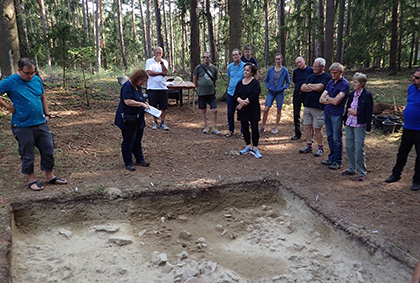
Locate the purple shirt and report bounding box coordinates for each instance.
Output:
[345,89,366,128]
[324,77,350,116]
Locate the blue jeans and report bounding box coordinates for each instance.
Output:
[324,114,343,164]
[345,126,367,176]
[226,94,237,132]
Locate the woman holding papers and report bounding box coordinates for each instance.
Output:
[115,70,151,171]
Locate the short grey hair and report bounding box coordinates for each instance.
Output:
[353,72,367,87]
[329,62,344,72]
[314,57,326,67]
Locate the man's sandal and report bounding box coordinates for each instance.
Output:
[28,181,44,191]
[47,177,67,185]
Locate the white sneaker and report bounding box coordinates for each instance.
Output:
[270,127,278,134]
[152,121,158,130]
[161,122,169,131]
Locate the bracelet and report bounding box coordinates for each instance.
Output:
[45,114,51,118]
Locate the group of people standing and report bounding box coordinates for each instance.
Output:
[1,52,419,192]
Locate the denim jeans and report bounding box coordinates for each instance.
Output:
[324,114,343,164]
[121,128,144,166]
[345,126,367,176]
[226,94,237,133]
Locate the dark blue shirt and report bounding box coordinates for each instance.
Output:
[324,77,350,116]
[241,55,258,68]
[303,72,331,109]
[403,84,420,130]
[114,80,146,129]
[293,67,313,96]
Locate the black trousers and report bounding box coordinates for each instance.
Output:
[392,128,420,183]
[241,120,259,147]
[121,128,145,166]
[293,93,305,138]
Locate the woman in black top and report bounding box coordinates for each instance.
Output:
[115,70,150,171]
[234,63,262,158]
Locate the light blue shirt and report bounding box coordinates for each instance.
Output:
[0,73,46,127]
[227,61,245,96]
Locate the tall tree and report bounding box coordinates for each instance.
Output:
[389,0,398,74]
[277,0,286,62]
[145,0,152,57]
[0,0,20,77]
[138,0,148,60]
[264,0,269,68]
[190,0,200,80]
[336,0,346,63]
[116,0,127,69]
[94,0,101,72]
[317,0,324,58]
[205,0,216,63]
[228,0,241,53]
[153,0,164,50]
[324,0,335,68]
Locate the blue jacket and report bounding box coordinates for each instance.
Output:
[265,66,290,96]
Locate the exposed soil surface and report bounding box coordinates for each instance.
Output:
[10,183,412,282]
[1,83,420,280]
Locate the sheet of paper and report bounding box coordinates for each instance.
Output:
[145,106,162,118]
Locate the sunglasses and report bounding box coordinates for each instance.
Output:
[202,56,210,59]
[414,75,420,80]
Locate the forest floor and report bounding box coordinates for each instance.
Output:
[0,72,419,281]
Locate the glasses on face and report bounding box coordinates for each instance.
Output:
[202,56,210,59]
[313,65,321,68]
[414,75,420,80]
[21,70,35,76]
[330,71,340,75]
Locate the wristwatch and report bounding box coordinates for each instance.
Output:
[45,114,51,118]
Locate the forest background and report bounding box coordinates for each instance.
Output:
[0,0,419,81]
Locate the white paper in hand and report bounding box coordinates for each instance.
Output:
[145,106,162,118]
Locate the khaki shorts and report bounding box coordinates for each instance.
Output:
[303,107,324,128]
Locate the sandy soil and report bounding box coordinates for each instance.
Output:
[1,83,420,281]
[11,183,411,282]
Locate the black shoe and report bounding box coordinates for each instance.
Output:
[291,136,301,140]
[135,160,150,167]
[385,174,401,183]
[411,183,420,191]
[328,162,342,170]
[321,160,333,166]
[125,165,136,171]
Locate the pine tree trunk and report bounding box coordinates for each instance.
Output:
[228,0,242,53]
[139,0,148,60]
[336,0,345,63]
[145,0,152,58]
[205,0,216,63]
[153,0,164,50]
[190,0,200,81]
[264,0,269,68]
[324,0,334,68]
[168,0,175,70]
[389,0,398,75]
[0,0,20,76]
[116,0,127,69]
[317,0,324,58]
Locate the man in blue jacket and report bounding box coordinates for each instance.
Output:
[385,69,420,191]
[0,58,67,191]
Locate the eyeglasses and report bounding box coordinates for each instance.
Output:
[313,65,322,68]
[21,70,35,76]
[414,75,420,80]
[202,56,210,59]
[330,71,340,75]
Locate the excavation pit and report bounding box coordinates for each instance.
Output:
[11,182,411,282]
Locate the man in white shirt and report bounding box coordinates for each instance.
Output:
[146,46,170,130]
